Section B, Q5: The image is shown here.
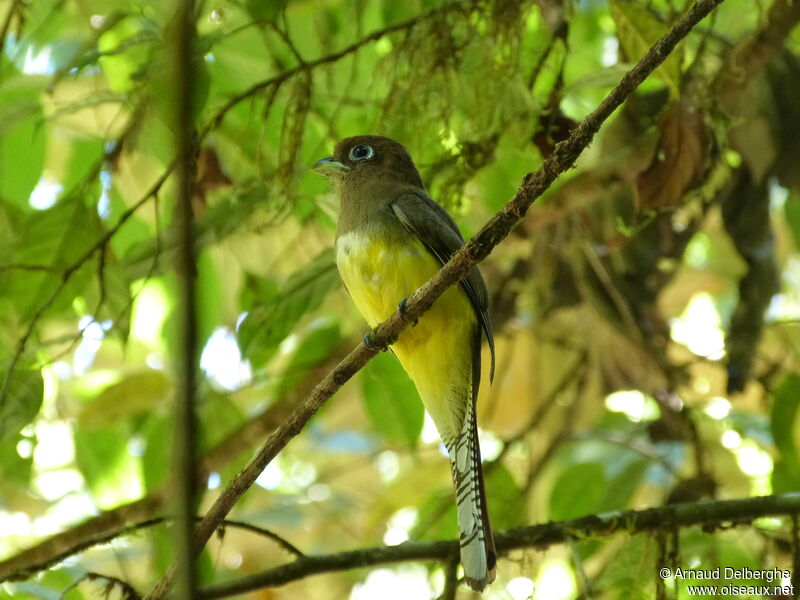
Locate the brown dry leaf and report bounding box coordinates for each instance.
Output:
[635,99,709,211]
[194,147,233,214]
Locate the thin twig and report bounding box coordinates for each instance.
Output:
[0,264,61,273]
[59,571,142,600]
[217,520,305,558]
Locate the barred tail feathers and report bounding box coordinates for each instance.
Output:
[447,395,496,591]
[392,318,495,590]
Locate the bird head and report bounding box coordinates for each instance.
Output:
[312,135,424,189]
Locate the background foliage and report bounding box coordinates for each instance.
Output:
[1,0,799,598]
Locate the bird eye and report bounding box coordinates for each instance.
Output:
[349,144,374,161]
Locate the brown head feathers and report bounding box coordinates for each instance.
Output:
[329,135,425,189]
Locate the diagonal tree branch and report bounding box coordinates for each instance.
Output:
[201,493,800,598]
[144,1,727,597]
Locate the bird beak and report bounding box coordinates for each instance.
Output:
[312,157,348,176]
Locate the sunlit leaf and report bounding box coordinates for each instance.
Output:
[0,76,46,209]
[78,369,171,428]
[98,16,155,93]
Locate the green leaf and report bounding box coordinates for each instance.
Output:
[245,0,289,22]
[771,374,800,480]
[549,462,607,521]
[77,369,171,428]
[772,458,800,494]
[106,187,153,259]
[199,393,245,453]
[238,248,339,365]
[610,0,681,96]
[60,139,105,192]
[486,463,526,530]
[600,458,649,511]
[0,363,43,442]
[361,352,424,449]
[141,414,171,491]
[591,536,654,598]
[0,434,33,487]
[93,248,133,341]
[6,197,100,319]
[0,76,46,209]
[786,193,800,249]
[413,489,458,542]
[197,249,224,353]
[150,525,174,575]
[7,565,88,600]
[98,17,154,93]
[73,421,138,506]
[148,30,210,129]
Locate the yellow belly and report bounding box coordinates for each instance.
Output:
[336,231,476,439]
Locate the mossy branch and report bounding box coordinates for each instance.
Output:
[202,493,800,598]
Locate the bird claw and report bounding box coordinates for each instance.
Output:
[398,298,418,326]
[363,329,394,351]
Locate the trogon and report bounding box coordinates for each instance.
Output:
[313,135,496,591]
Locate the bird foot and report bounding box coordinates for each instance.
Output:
[363,328,394,351]
[397,298,418,326]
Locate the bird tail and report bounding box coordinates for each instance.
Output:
[448,392,496,591]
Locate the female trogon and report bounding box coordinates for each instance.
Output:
[313,135,496,591]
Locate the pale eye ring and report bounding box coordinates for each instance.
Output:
[349,144,374,161]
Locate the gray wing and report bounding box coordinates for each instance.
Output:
[391,192,495,382]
